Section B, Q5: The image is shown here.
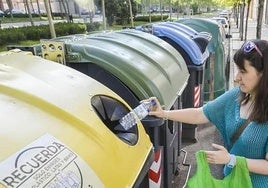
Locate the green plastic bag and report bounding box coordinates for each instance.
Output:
[187,151,252,188]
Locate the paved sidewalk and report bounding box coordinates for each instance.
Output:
[174,18,268,188]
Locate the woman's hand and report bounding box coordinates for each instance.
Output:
[205,143,231,165]
[141,97,165,118]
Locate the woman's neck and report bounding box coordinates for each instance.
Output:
[240,99,254,119]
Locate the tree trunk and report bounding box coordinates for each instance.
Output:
[64,0,70,15]
[48,0,54,20]
[25,0,34,26]
[149,0,151,22]
[65,0,73,22]
[159,0,163,21]
[44,0,56,38]
[30,0,34,12]
[0,0,4,11]
[140,0,143,16]
[235,3,239,28]
[59,0,64,19]
[265,0,268,24]
[169,0,172,21]
[128,0,134,27]
[36,0,42,19]
[239,2,245,41]
[244,0,251,41]
[256,0,264,39]
[6,0,14,20]
[101,0,106,30]
[60,0,70,22]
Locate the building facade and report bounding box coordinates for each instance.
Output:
[0,0,95,15]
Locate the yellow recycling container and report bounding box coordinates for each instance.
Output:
[0,52,153,188]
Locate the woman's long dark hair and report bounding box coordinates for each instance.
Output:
[233,39,268,123]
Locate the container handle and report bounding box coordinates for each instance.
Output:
[180,149,192,188]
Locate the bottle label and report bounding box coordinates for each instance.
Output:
[133,104,149,119]
[119,112,136,130]
[120,101,153,130]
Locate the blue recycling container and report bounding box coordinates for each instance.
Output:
[136,22,212,141]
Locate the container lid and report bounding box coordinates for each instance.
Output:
[152,24,210,65]
[158,22,198,36]
[0,53,153,187]
[176,18,224,53]
[50,30,189,109]
[157,22,212,53]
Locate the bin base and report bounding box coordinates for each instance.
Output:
[182,124,198,143]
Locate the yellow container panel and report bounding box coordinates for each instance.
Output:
[0,53,153,188]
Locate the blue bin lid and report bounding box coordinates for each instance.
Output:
[158,22,198,36]
[152,24,209,65]
[135,22,197,36]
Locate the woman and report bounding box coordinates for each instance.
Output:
[147,39,268,187]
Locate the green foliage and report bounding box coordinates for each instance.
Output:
[134,15,169,22]
[86,22,101,32]
[95,0,138,26]
[191,3,199,14]
[0,23,86,46]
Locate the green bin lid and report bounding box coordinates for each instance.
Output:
[176,18,225,54]
[176,18,226,98]
[50,30,189,109]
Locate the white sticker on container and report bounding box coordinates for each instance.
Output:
[0,133,104,188]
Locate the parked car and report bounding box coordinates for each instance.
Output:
[5,9,24,15]
[211,17,229,32]
[219,10,230,24]
[32,8,46,14]
[0,10,4,16]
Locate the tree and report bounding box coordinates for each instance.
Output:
[96,0,137,27]
[24,0,34,26]
[148,0,151,22]
[102,0,106,29]
[106,0,119,26]
[30,0,34,13]
[233,1,239,28]
[44,0,56,38]
[48,0,54,20]
[128,0,134,27]
[0,0,4,11]
[6,0,14,19]
[59,0,70,22]
[256,0,264,39]
[244,0,251,41]
[159,0,163,21]
[36,0,43,20]
[239,0,245,41]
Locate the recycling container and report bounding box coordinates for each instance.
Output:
[39,29,190,188]
[0,52,155,188]
[141,22,211,141]
[176,18,231,101]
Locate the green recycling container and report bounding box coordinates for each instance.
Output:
[41,29,190,188]
[176,18,227,101]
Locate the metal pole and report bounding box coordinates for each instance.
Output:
[209,53,215,100]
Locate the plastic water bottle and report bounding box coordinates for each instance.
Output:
[119,100,156,130]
